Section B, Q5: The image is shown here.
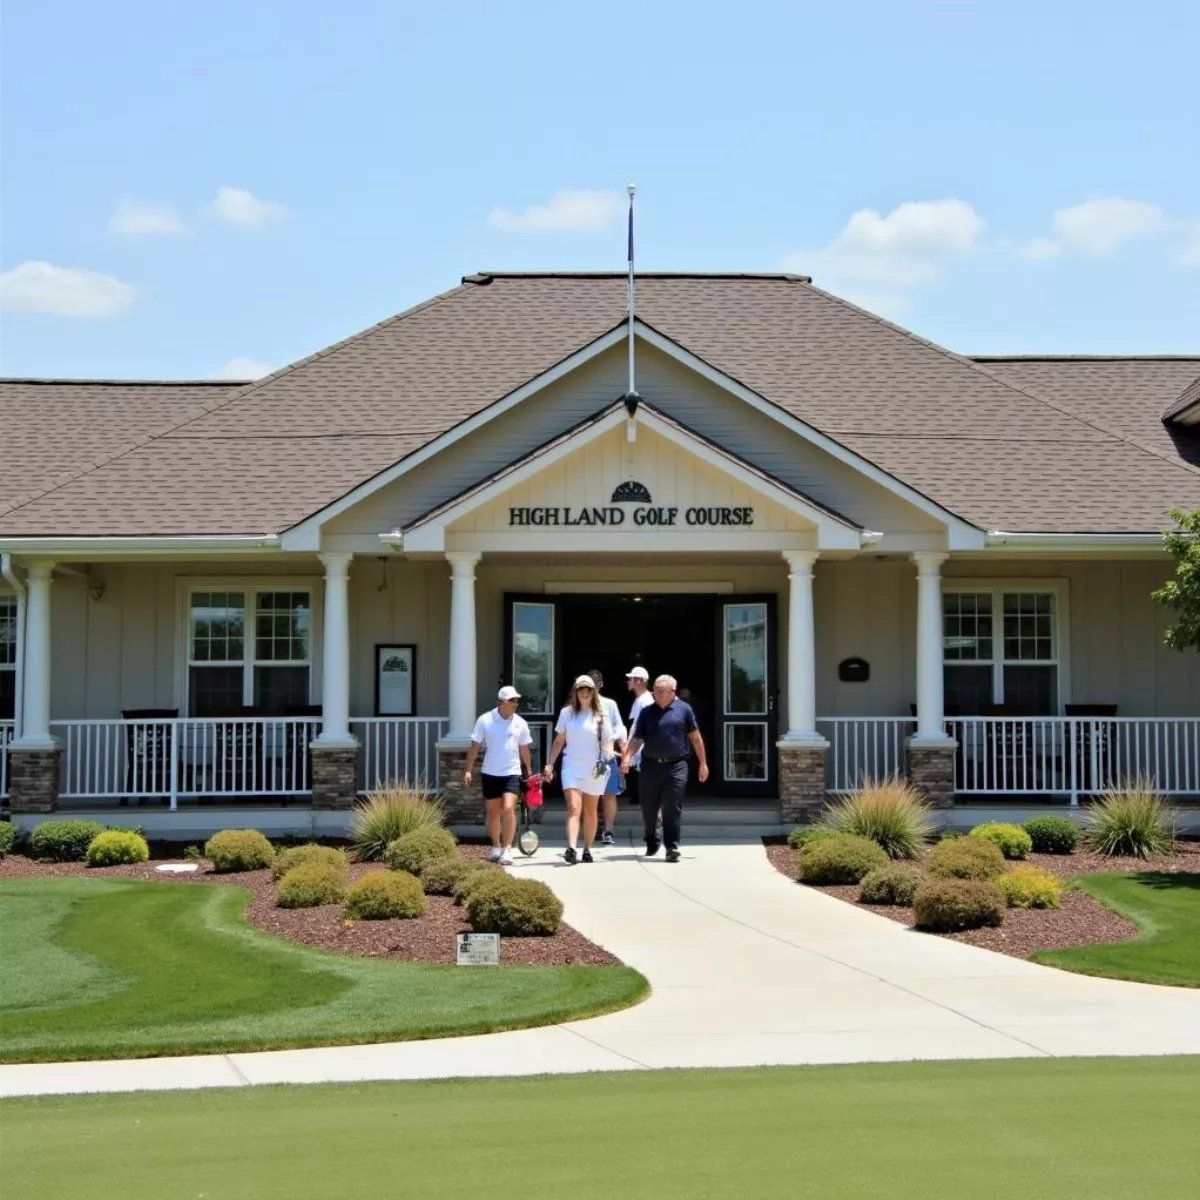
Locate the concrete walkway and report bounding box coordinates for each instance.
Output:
[4,838,1200,1097]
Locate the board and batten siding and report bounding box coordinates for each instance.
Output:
[35,556,1197,725]
[325,340,943,538]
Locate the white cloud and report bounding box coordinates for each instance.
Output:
[210,186,288,227]
[783,199,986,288]
[1180,223,1200,269]
[0,261,137,317]
[487,189,624,233]
[110,200,188,236]
[1050,198,1168,256]
[211,357,274,380]
[1020,236,1062,261]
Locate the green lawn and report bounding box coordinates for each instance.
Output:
[1034,872,1200,988]
[4,1058,1199,1199]
[0,877,647,1063]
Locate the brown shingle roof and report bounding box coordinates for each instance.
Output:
[3,275,1198,537]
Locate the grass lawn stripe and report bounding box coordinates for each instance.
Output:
[0,878,647,1063]
[1034,872,1200,988]
[4,1058,1199,1200]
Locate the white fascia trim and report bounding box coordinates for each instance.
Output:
[633,323,987,550]
[400,405,863,553]
[279,324,631,551]
[985,531,1167,552]
[0,536,281,558]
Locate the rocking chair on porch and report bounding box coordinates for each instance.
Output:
[121,708,178,806]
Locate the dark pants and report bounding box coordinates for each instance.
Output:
[639,759,687,851]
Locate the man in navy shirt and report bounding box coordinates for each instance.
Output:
[621,674,708,862]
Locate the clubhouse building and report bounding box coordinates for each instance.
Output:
[2,272,1198,833]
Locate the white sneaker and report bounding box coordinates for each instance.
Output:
[488,847,502,862]
[499,849,514,866]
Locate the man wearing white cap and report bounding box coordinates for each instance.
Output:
[625,665,653,769]
[464,685,533,866]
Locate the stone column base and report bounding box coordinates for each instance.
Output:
[310,744,359,809]
[8,745,61,813]
[438,746,483,826]
[777,741,828,825]
[906,740,957,809]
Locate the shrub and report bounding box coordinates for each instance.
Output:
[205,829,275,873]
[385,827,458,876]
[997,865,1063,909]
[927,836,1006,881]
[1023,816,1079,855]
[30,820,105,863]
[787,825,837,850]
[86,829,150,867]
[1085,781,1178,859]
[858,863,926,906]
[421,855,485,896]
[0,822,16,859]
[270,843,347,881]
[276,861,347,908]
[452,863,499,905]
[349,786,444,861]
[820,777,933,859]
[913,879,1006,931]
[345,870,426,920]
[799,834,888,885]
[465,875,563,936]
[969,822,1033,860]
[182,844,203,862]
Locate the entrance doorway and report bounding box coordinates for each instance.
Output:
[503,591,777,798]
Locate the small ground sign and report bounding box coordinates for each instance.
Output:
[456,933,501,966]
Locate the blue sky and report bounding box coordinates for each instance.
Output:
[2,0,1197,380]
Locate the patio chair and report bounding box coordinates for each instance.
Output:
[1065,704,1118,794]
[121,708,178,806]
[284,704,324,793]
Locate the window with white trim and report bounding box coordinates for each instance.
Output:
[0,594,15,720]
[943,587,1060,715]
[187,590,312,717]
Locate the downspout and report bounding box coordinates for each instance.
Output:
[1,554,25,741]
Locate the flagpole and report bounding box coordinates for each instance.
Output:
[626,183,636,398]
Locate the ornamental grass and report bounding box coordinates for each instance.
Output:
[819,777,933,860]
[349,785,444,862]
[1085,780,1178,859]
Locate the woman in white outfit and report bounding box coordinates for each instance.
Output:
[543,675,614,864]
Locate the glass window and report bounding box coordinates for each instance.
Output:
[0,595,15,720]
[188,590,311,717]
[512,603,553,714]
[724,603,767,714]
[725,723,768,781]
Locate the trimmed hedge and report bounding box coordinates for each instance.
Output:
[30,820,105,863]
[1023,815,1078,855]
[798,834,888,885]
[913,878,1005,931]
[345,870,426,920]
[385,827,458,876]
[927,836,1006,881]
[86,829,150,867]
[465,875,563,936]
[205,829,275,873]
[270,843,347,881]
[997,864,1064,909]
[0,822,16,859]
[276,861,347,908]
[787,826,837,850]
[858,863,926,906]
[421,855,488,896]
[969,822,1033,861]
[452,864,501,905]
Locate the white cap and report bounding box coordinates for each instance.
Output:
[625,666,649,681]
[497,685,521,702]
[573,674,597,689]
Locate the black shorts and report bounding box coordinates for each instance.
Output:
[481,773,522,800]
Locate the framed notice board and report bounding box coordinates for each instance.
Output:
[375,644,417,716]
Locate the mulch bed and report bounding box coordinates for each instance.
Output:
[764,838,1200,960]
[0,845,620,968]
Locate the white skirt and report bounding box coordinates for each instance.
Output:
[561,763,607,795]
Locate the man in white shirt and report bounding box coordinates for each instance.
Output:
[588,669,628,846]
[464,685,533,866]
[625,665,654,835]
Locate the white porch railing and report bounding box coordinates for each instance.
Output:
[818,718,914,795]
[0,721,12,799]
[352,718,448,792]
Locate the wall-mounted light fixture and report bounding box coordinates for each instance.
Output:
[89,579,106,602]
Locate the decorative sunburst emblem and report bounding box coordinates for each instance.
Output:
[611,480,652,503]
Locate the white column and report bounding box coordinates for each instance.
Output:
[14,560,55,748]
[912,551,952,743]
[446,551,481,740]
[780,550,824,744]
[314,552,356,747]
